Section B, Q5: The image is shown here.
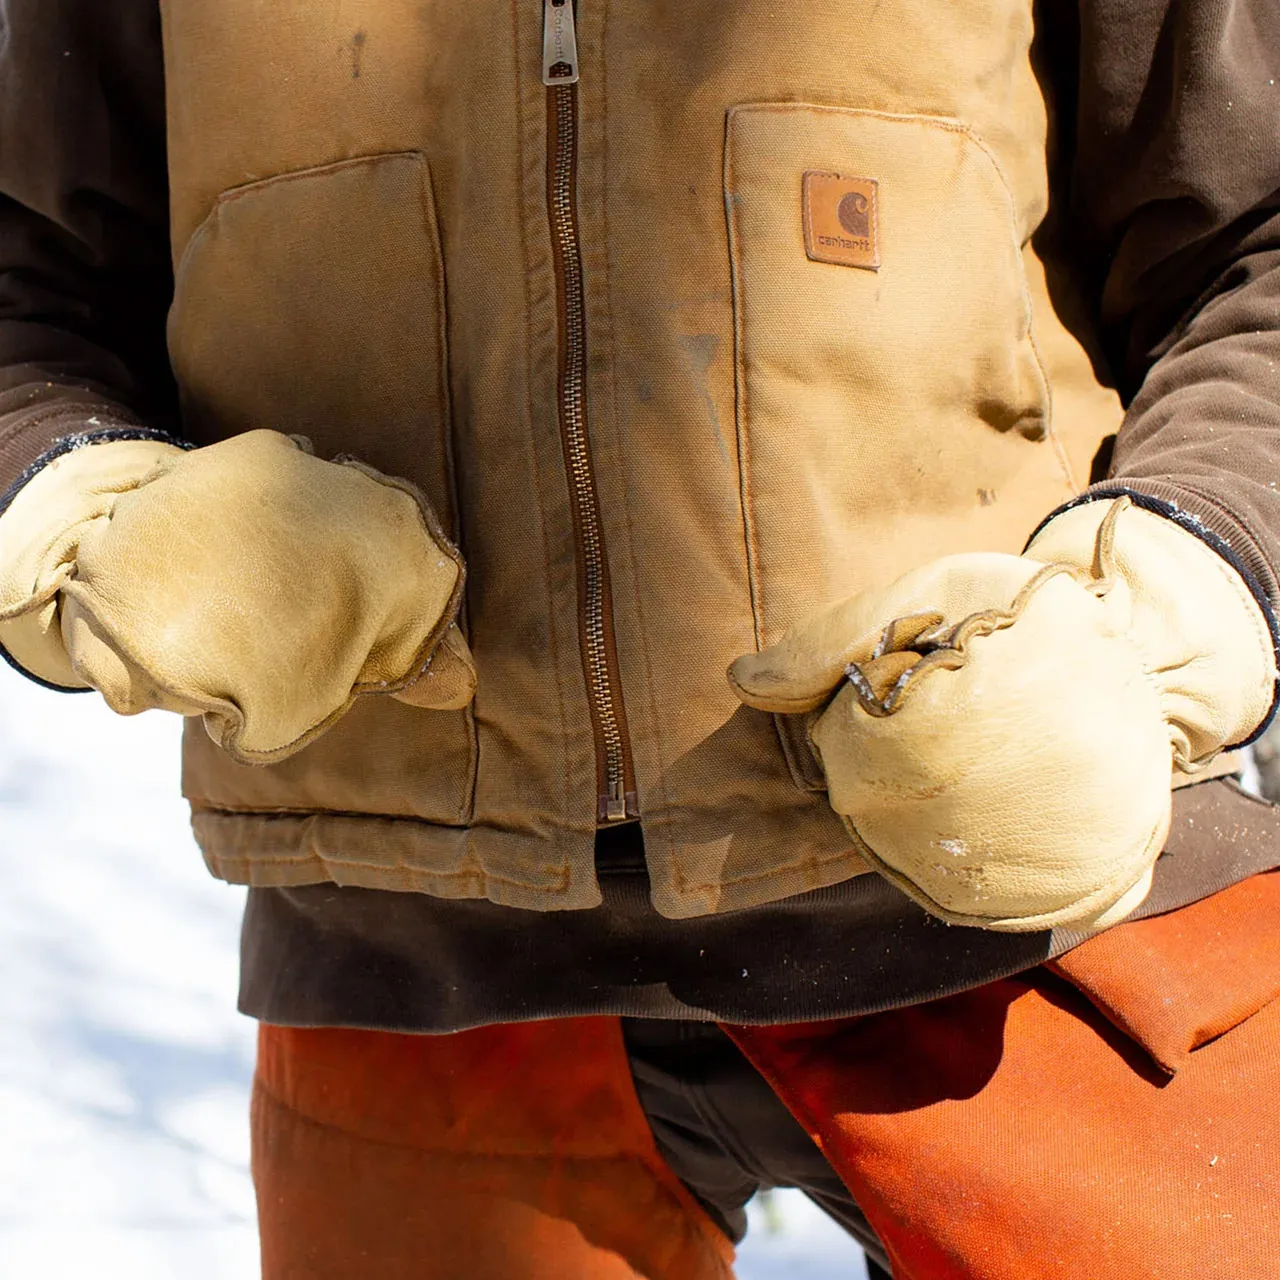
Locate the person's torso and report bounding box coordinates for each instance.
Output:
[160,0,1124,917]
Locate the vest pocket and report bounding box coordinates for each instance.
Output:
[169,152,478,854]
[725,104,1062,794]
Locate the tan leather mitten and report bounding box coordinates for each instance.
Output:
[729,498,1277,932]
[0,430,474,763]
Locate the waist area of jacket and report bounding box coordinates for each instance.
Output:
[237,789,1280,1032]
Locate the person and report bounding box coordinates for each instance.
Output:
[2,1,1279,1275]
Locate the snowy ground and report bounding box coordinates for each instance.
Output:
[0,671,867,1278]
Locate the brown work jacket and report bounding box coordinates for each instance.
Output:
[2,0,1280,1025]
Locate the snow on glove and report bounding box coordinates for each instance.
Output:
[728,498,1277,932]
[0,429,474,764]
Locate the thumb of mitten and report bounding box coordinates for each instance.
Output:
[728,599,943,715]
[728,641,843,715]
[729,614,865,715]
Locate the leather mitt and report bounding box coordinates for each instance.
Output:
[0,430,475,764]
[729,498,1277,932]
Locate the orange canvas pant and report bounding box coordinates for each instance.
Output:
[253,872,1280,1279]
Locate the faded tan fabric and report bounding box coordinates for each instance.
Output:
[5,0,1280,1026]
[145,0,1124,914]
[730,500,1276,931]
[0,432,470,763]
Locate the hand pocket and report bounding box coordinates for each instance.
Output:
[168,153,479,846]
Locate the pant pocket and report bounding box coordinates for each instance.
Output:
[1048,868,1280,1073]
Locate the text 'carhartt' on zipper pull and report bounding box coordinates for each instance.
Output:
[542,0,579,85]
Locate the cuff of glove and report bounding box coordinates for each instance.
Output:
[0,374,175,509]
[1027,494,1279,762]
[0,431,191,692]
[0,426,193,522]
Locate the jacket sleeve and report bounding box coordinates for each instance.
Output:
[0,0,179,501]
[1047,0,1280,699]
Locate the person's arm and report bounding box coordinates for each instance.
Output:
[0,0,180,495]
[1045,0,1280,698]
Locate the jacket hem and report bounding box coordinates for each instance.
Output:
[191,805,605,910]
[646,839,873,919]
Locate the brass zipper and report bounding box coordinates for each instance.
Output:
[543,0,636,823]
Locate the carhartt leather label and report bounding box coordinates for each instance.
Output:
[802,171,880,270]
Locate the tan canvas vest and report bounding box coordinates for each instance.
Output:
[160,0,1123,917]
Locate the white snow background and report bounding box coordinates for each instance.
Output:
[0,669,867,1278]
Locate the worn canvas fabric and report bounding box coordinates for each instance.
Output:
[156,0,1127,915]
[731,872,1280,1277]
[252,1017,734,1279]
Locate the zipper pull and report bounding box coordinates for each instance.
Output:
[603,777,628,823]
[542,0,579,86]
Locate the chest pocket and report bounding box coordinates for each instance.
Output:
[725,103,1074,792]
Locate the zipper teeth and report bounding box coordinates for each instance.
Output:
[550,83,628,817]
